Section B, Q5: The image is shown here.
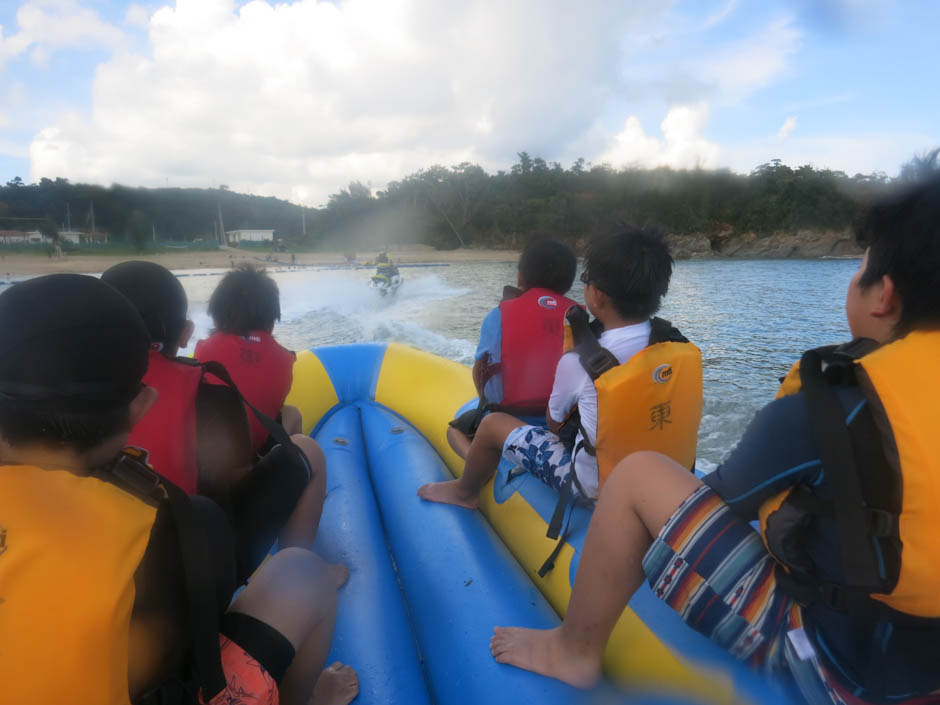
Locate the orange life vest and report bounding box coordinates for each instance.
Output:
[564,314,703,489]
[763,331,940,617]
[0,464,157,704]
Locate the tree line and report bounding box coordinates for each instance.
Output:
[2,148,937,251]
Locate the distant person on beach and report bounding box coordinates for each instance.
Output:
[423,228,698,509]
[0,273,357,705]
[102,261,328,585]
[444,236,578,459]
[488,176,940,705]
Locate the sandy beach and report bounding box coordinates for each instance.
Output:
[0,244,518,278]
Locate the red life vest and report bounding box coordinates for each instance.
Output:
[195,331,295,451]
[128,349,202,493]
[498,287,579,413]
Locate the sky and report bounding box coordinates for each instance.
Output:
[0,0,937,206]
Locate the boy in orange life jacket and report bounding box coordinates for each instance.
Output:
[489,177,940,704]
[195,264,302,454]
[101,262,331,585]
[446,236,579,459]
[424,228,673,505]
[0,274,357,705]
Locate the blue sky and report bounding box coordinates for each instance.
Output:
[1,0,937,205]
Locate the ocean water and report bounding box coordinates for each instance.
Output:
[0,257,860,469]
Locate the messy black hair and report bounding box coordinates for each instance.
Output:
[518,236,577,294]
[856,174,940,334]
[582,226,674,319]
[208,264,281,335]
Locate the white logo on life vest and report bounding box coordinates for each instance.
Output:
[652,364,673,384]
[538,296,558,310]
[241,334,262,344]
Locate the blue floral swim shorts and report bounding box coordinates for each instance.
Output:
[502,425,579,495]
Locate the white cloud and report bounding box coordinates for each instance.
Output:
[777,115,797,141]
[702,0,739,30]
[0,0,127,70]
[597,104,720,170]
[28,0,670,205]
[700,15,801,98]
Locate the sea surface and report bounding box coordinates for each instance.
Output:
[0,258,861,469]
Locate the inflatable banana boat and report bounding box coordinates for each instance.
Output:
[286,343,799,705]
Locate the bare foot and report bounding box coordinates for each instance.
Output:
[327,562,350,589]
[416,479,479,509]
[490,626,601,689]
[310,662,359,705]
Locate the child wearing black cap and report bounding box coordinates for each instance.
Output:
[101,261,330,585]
[0,273,357,705]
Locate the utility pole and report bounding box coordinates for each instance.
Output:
[66,203,71,233]
[301,207,306,236]
[152,223,156,242]
[217,202,226,245]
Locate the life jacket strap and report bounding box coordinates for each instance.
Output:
[800,348,894,593]
[540,469,589,577]
[96,449,228,701]
[198,360,310,480]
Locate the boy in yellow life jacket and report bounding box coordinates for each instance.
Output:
[489,176,940,705]
[0,274,357,705]
[419,227,696,507]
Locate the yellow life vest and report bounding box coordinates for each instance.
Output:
[563,315,703,490]
[0,464,157,705]
[762,331,940,618]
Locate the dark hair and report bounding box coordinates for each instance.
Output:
[518,237,577,294]
[0,404,131,452]
[101,261,188,348]
[0,273,149,452]
[208,264,281,335]
[583,226,674,319]
[856,175,940,334]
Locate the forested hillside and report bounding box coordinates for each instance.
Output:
[2,149,936,251]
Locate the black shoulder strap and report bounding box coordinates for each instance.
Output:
[800,348,884,592]
[198,360,296,458]
[648,317,689,345]
[96,451,227,700]
[501,285,523,301]
[566,306,618,381]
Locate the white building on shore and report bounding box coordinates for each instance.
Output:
[227,229,274,244]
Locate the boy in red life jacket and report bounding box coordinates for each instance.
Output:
[488,178,940,704]
[195,264,302,454]
[446,237,579,459]
[425,228,673,505]
[0,274,357,705]
[102,262,332,586]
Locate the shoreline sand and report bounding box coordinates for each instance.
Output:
[0,245,518,278]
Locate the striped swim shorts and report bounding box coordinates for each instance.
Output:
[641,484,797,673]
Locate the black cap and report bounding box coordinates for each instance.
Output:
[0,273,150,408]
[101,261,188,348]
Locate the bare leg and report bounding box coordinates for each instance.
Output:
[280,404,303,436]
[418,412,526,509]
[279,435,328,551]
[228,548,356,705]
[446,425,473,460]
[491,452,702,688]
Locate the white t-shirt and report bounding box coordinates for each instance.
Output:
[548,320,651,498]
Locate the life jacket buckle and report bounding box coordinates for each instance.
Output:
[868,508,899,538]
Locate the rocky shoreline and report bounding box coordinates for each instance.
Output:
[665,228,863,259]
